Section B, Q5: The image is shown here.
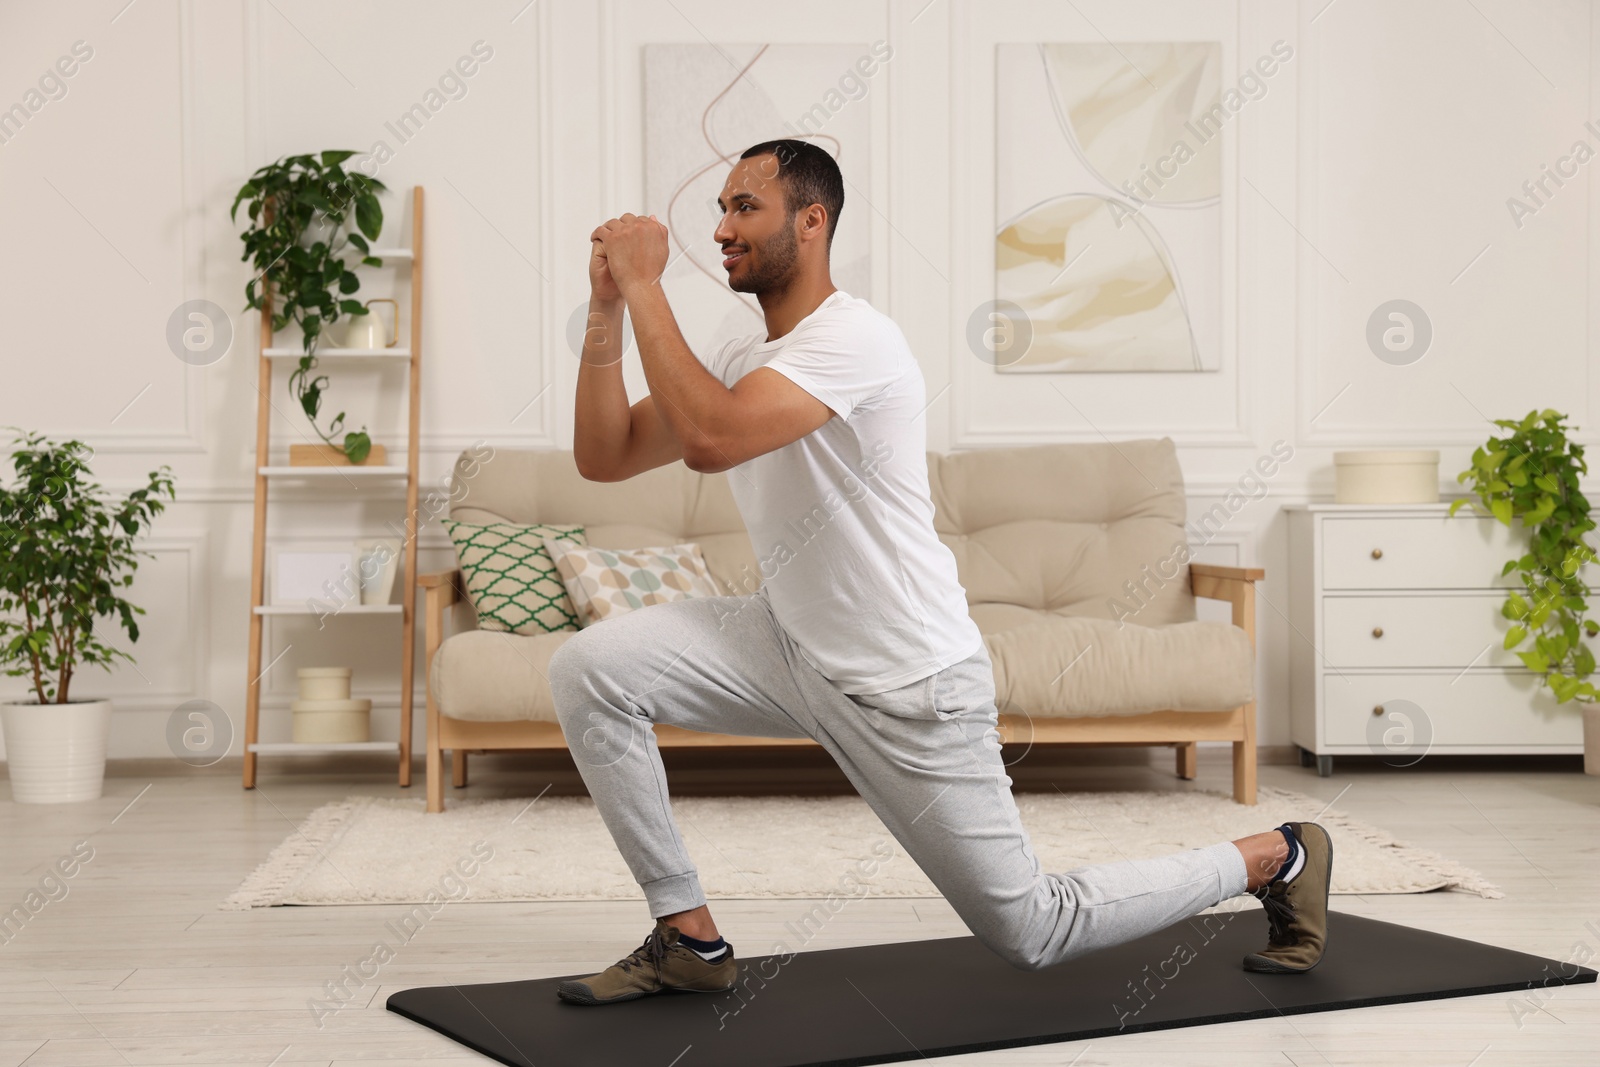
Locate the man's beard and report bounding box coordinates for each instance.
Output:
[729,218,798,295]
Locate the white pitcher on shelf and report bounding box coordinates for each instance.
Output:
[338,297,398,349]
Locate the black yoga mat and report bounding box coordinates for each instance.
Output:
[387,911,1596,1067]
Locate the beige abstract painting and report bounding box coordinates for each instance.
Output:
[997,194,1196,372]
[996,42,1222,372]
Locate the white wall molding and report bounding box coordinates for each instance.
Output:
[73,0,209,455]
[0,530,211,710]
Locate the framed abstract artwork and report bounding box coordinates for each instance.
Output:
[643,42,880,362]
[995,42,1224,373]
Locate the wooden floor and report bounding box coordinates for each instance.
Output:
[1,747,1596,1066]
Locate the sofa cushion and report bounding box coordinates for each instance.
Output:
[441,519,586,634]
[927,440,1198,630]
[431,609,1254,724]
[543,538,721,627]
[429,628,571,723]
[983,615,1254,717]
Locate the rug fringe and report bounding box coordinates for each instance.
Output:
[1258,785,1505,899]
[219,796,372,909]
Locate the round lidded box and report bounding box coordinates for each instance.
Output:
[291,697,371,743]
[1334,449,1440,504]
[297,666,352,702]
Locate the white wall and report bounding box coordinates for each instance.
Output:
[0,0,1594,760]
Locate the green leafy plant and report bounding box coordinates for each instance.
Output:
[0,429,176,705]
[231,151,389,463]
[1450,409,1598,704]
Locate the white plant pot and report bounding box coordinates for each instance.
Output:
[1,699,114,804]
[1585,706,1600,776]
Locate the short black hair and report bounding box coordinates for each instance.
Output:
[738,139,843,246]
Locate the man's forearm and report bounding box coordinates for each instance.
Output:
[623,282,733,465]
[572,295,632,478]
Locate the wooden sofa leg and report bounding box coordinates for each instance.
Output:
[423,576,452,813]
[425,655,444,813]
[1233,701,1258,805]
[1175,742,1198,781]
[452,748,468,788]
[426,736,444,813]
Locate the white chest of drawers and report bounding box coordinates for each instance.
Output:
[1285,503,1589,775]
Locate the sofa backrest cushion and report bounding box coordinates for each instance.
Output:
[447,438,1196,629]
[927,439,1196,627]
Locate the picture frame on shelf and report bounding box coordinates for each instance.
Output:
[268,543,362,609]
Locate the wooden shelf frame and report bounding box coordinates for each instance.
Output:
[243,185,425,788]
[263,347,413,359]
[248,741,401,755]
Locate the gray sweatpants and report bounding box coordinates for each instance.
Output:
[547,584,1250,971]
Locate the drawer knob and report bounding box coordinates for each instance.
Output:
[1372,626,1384,638]
[1371,548,1383,559]
[1372,704,1384,716]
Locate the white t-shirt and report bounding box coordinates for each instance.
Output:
[702,289,984,695]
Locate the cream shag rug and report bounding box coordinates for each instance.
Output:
[222,785,1501,909]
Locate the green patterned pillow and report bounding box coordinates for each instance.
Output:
[440,519,586,634]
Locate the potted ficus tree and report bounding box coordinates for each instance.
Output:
[231,151,389,465]
[1451,408,1600,773]
[0,429,175,803]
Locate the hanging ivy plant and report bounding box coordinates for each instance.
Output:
[1451,408,1599,704]
[231,151,388,463]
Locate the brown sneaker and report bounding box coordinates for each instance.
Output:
[1242,821,1333,974]
[556,918,737,1005]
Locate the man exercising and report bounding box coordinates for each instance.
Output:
[550,138,1332,1006]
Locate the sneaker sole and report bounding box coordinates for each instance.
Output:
[1242,822,1334,975]
[555,973,739,1006]
[555,982,650,1006]
[1241,952,1321,974]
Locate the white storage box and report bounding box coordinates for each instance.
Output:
[297,666,352,701]
[291,697,371,743]
[1334,449,1440,504]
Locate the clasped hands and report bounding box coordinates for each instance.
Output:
[590,212,669,302]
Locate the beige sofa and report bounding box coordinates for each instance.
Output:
[421,439,1263,812]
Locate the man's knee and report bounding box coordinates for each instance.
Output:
[964,912,1055,972]
[548,631,602,723]
[986,918,1105,973]
[994,940,1050,973]
[547,633,582,684]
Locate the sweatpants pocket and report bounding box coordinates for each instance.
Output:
[847,672,946,720]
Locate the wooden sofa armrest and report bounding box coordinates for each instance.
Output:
[1190,564,1263,622]
[420,570,461,688]
[1188,562,1262,643]
[1188,565,1263,806]
[418,568,462,598]
[1188,562,1265,583]
[420,569,461,681]
[422,569,464,813]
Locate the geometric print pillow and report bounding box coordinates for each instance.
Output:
[439,519,586,635]
[541,538,721,627]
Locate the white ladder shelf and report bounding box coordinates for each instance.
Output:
[242,185,426,789]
